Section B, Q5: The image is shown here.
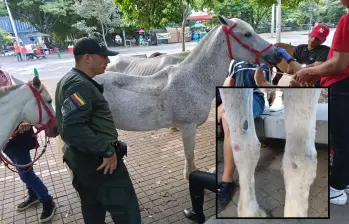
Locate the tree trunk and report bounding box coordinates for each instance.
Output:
[100,19,107,47]
[181,2,189,52]
[43,36,53,48]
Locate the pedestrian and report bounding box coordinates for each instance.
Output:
[293,0,349,205]
[14,41,23,62]
[1,75,57,223]
[21,44,27,61]
[55,37,141,223]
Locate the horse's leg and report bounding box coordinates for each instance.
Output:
[180,124,198,180]
[272,67,284,85]
[219,88,266,217]
[282,89,321,217]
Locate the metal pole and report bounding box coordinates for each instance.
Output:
[276,0,282,43]
[4,0,23,59]
[309,12,313,34]
[122,28,126,48]
[271,4,275,37]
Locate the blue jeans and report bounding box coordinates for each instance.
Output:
[5,147,52,203]
[253,92,265,119]
[15,53,23,61]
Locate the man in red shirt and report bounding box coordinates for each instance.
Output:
[294,0,349,206]
[14,41,23,62]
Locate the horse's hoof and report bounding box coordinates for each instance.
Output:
[239,207,267,217]
[170,127,180,132]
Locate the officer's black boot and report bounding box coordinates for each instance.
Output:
[184,189,206,224]
[16,195,40,211]
[183,208,205,224]
[39,200,57,223]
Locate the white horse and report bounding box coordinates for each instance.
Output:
[0,76,57,166]
[87,16,282,179]
[219,88,322,217]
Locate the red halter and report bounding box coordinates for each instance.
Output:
[222,24,273,65]
[0,82,56,173]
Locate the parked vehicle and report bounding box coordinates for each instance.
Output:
[0,49,14,56]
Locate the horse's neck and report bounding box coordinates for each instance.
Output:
[178,27,231,92]
[0,88,28,149]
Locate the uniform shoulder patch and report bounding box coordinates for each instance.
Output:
[70,92,86,107]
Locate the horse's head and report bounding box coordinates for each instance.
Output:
[218,15,283,65]
[24,76,58,138]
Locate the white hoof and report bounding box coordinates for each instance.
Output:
[170,127,180,132]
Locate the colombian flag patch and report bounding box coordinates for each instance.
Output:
[70,92,85,106]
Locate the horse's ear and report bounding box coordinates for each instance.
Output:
[218,15,229,26]
[32,76,41,89]
[11,75,25,84]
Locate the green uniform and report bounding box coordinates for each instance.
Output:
[55,68,141,224]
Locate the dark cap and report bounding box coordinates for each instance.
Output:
[73,37,119,56]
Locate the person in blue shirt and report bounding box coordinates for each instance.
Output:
[217,60,267,212]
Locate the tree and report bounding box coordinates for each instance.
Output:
[0,2,7,16]
[0,28,12,48]
[72,0,123,46]
[4,0,71,47]
[194,0,314,32]
[317,0,347,23]
[114,0,216,51]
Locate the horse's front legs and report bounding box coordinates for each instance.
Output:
[282,89,321,217]
[220,88,266,217]
[180,123,198,180]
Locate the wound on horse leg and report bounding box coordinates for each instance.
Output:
[234,144,240,152]
[243,120,248,131]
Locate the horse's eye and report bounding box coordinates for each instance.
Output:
[244,32,252,37]
[48,100,52,104]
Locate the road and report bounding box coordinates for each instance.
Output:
[0,29,336,82]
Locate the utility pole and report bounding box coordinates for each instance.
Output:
[271,4,275,37]
[276,0,282,43]
[3,0,23,58]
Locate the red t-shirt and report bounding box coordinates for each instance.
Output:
[320,13,349,87]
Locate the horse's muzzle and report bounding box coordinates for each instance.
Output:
[264,50,283,65]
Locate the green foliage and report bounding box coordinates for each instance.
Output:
[0,28,13,47]
[282,0,346,26]
[6,0,70,34]
[114,0,199,29]
[72,0,123,45]
[0,2,7,16]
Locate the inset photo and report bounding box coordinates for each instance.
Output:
[216,87,328,218]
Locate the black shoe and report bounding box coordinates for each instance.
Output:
[39,200,57,223]
[183,208,205,224]
[217,181,236,213]
[16,196,40,212]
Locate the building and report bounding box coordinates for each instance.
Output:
[0,16,41,45]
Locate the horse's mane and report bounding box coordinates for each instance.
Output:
[0,84,23,98]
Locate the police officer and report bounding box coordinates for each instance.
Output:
[55,37,141,223]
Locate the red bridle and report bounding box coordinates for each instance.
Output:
[0,82,56,173]
[222,24,273,65]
